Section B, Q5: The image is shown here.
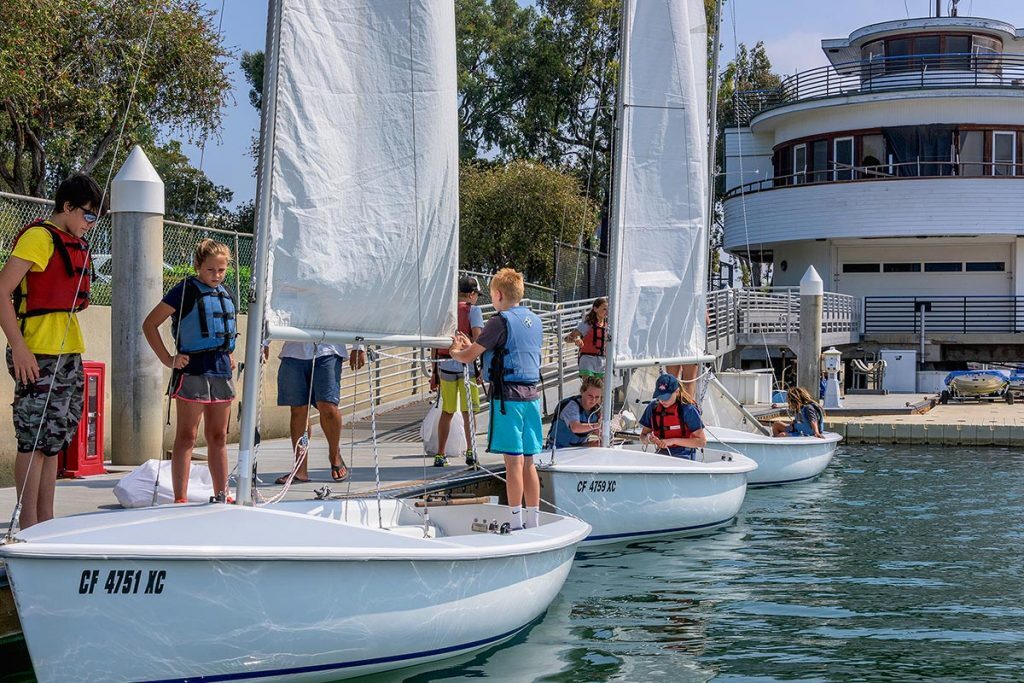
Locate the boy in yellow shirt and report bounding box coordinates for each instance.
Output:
[0,173,103,530]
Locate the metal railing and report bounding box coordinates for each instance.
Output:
[732,287,860,339]
[734,52,1024,123]
[864,296,1024,334]
[725,160,1024,199]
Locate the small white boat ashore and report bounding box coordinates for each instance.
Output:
[537,448,756,544]
[0,499,589,682]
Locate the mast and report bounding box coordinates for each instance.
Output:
[236,0,284,505]
[706,0,724,282]
[601,0,632,447]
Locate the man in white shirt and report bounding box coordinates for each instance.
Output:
[275,341,365,482]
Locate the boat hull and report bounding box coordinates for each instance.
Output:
[1,500,587,683]
[704,427,841,486]
[537,447,756,545]
[946,371,1009,397]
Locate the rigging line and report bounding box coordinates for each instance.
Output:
[191,0,228,219]
[6,5,160,539]
[405,0,426,348]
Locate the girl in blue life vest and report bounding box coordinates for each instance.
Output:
[638,373,707,460]
[772,386,825,439]
[143,240,238,503]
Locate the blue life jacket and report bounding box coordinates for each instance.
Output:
[545,395,600,448]
[791,403,824,436]
[482,306,542,385]
[172,277,237,354]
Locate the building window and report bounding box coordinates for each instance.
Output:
[883,263,922,273]
[860,134,888,178]
[842,263,880,273]
[924,262,963,272]
[793,144,807,184]
[965,262,1005,272]
[959,130,984,177]
[993,131,1016,176]
[811,140,828,183]
[834,137,854,181]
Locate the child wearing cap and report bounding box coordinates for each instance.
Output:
[431,275,484,467]
[638,372,707,460]
[449,268,543,530]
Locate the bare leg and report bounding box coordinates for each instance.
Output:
[172,400,205,500]
[316,401,343,467]
[14,451,44,529]
[35,454,59,524]
[772,421,790,438]
[461,410,473,453]
[288,405,312,479]
[203,402,232,495]
[437,409,455,456]
[522,456,540,508]
[504,455,524,508]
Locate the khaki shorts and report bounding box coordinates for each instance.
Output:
[7,350,83,456]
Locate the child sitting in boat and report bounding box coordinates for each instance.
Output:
[564,297,608,378]
[772,387,825,439]
[545,375,604,449]
[638,373,707,460]
[449,268,542,531]
[143,239,237,503]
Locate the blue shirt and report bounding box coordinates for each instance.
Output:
[791,404,823,436]
[162,280,233,378]
[550,397,600,447]
[639,400,704,459]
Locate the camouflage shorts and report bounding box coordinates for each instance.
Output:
[7,350,84,456]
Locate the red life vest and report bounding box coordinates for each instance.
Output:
[436,301,474,358]
[649,400,695,441]
[579,322,607,357]
[12,220,91,323]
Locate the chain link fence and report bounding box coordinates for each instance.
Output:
[553,240,607,303]
[0,191,255,312]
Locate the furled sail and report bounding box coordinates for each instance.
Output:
[262,0,458,342]
[610,0,709,367]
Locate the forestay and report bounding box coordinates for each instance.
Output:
[611,0,709,367]
[263,0,458,342]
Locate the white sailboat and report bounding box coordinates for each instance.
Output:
[536,0,757,545]
[0,2,588,681]
[700,374,841,486]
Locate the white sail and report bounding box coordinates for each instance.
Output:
[611,0,709,367]
[263,0,458,343]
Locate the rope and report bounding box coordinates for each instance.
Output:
[6,7,160,540]
[190,0,228,219]
[368,349,384,529]
[258,337,322,506]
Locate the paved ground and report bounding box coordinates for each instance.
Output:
[0,400,503,533]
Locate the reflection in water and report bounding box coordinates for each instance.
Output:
[6,446,1024,681]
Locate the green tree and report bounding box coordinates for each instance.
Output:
[459,160,599,284]
[146,139,233,224]
[0,0,231,197]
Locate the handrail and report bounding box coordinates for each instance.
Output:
[734,51,1024,123]
[724,160,1024,200]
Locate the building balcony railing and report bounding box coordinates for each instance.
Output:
[864,296,1024,335]
[724,160,1024,200]
[733,52,1024,124]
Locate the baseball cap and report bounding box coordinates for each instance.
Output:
[652,373,680,401]
[458,276,481,294]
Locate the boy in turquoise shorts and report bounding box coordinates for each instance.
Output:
[450,268,542,530]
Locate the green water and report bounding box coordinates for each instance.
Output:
[4,445,1023,681]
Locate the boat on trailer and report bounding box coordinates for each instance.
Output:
[1,500,588,682]
[0,1,590,681]
[942,369,1013,403]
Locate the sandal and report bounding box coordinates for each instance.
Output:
[275,474,311,485]
[331,463,349,482]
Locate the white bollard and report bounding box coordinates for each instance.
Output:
[798,266,824,401]
[111,146,165,465]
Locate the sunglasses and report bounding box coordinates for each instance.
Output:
[78,207,98,224]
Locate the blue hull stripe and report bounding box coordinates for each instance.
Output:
[142,622,530,683]
[749,473,822,487]
[587,516,734,542]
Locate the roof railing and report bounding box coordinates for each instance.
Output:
[733,51,1024,124]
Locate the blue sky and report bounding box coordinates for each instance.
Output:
[186,0,1024,207]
